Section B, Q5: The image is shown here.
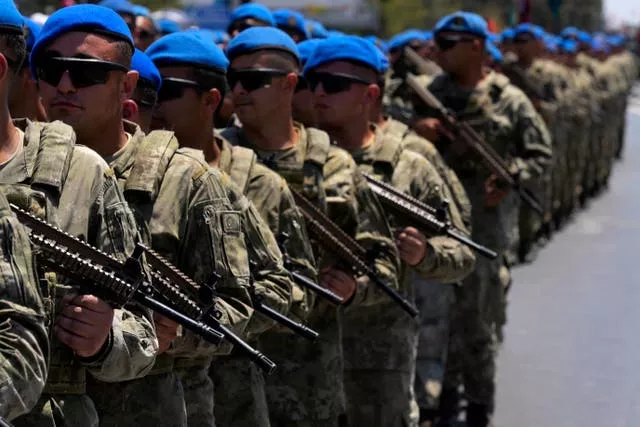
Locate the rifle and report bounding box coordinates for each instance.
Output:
[361,173,498,260]
[403,46,442,77]
[290,188,418,317]
[0,418,13,427]
[248,260,319,341]
[278,232,343,305]
[405,74,544,216]
[12,204,277,374]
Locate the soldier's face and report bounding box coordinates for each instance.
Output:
[37,32,137,143]
[229,52,296,129]
[307,61,377,129]
[434,32,476,73]
[292,86,317,127]
[134,16,158,51]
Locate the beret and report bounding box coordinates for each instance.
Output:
[591,38,609,53]
[189,28,230,45]
[305,19,328,39]
[30,5,134,75]
[226,26,299,62]
[514,23,545,40]
[273,9,308,39]
[132,48,161,91]
[366,37,389,73]
[23,17,41,52]
[157,18,181,34]
[146,31,228,72]
[607,35,625,47]
[388,30,425,51]
[297,39,322,65]
[486,41,503,63]
[304,35,387,74]
[228,3,274,28]
[559,39,578,54]
[132,5,150,17]
[560,27,579,39]
[544,38,558,53]
[577,31,592,44]
[434,11,488,39]
[0,0,24,34]
[327,30,345,38]
[423,31,433,42]
[363,35,389,54]
[99,0,136,16]
[501,28,515,41]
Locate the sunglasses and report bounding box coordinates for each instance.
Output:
[136,28,157,40]
[513,36,535,44]
[228,19,269,35]
[157,77,206,103]
[227,68,289,92]
[435,35,476,51]
[36,57,128,88]
[304,71,371,95]
[295,75,308,93]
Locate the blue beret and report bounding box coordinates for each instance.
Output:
[189,28,230,45]
[226,27,299,62]
[146,31,229,72]
[560,27,579,38]
[388,30,424,51]
[514,23,545,40]
[363,35,389,55]
[591,39,609,53]
[501,28,515,41]
[305,19,328,39]
[99,0,136,16]
[0,0,26,34]
[273,9,308,40]
[132,49,161,91]
[607,35,624,47]
[304,35,387,74]
[297,39,322,65]
[559,39,578,54]
[434,11,488,39]
[544,39,558,53]
[327,30,345,38]
[132,5,150,17]
[364,37,389,73]
[577,31,592,44]
[228,3,274,27]
[23,17,41,52]
[486,41,503,63]
[423,31,433,42]
[157,18,181,34]
[488,33,500,44]
[30,5,134,75]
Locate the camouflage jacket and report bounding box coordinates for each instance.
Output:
[217,135,315,324]
[1,120,157,425]
[0,192,48,420]
[419,71,552,249]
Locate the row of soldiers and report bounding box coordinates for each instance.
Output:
[0,2,636,427]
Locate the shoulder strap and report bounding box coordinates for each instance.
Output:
[372,129,403,179]
[124,130,179,202]
[228,145,257,194]
[304,127,331,168]
[30,120,75,194]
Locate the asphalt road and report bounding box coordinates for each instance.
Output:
[494,104,640,427]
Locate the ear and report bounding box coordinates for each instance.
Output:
[122,99,139,123]
[285,72,298,92]
[203,88,222,114]
[364,83,380,105]
[0,54,10,86]
[121,70,139,101]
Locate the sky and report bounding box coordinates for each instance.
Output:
[604,0,640,27]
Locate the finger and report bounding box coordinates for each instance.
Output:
[60,304,106,326]
[71,295,112,313]
[56,315,96,339]
[55,324,91,350]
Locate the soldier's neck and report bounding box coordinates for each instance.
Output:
[80,119,128,158]
[205,134,222,168]
[452,66,487,89]
[243,116,298,151]
[325,118,372,151]
[0,109,20,164]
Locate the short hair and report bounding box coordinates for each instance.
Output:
[133,80,157,110]
[190,66,227,116]
[262,49,299,73]
[0,32,26,73]
[113,39,133,68]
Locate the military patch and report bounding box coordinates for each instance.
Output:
[221,212,241,234]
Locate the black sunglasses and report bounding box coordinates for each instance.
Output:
[304,71,371,95]
[157,77,206,103]
[228,18,269,35]
[295,75,308,92]
[435,35,476,51]
[136,28,157,40]
[227,68,289,92]
[36,57,128,88]
[513,35,535,44]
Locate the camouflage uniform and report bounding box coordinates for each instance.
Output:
[0,192,48,421]
[417,72,551,415]
[211,136,317,427]
[0,120,157,427]
[223,123,400,427]
[376,118,475,417]
[609,50,638,158]
[90,121,291,427]
[342,124,476,427]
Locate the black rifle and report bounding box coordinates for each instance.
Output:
[278,232,343,305]
[290,189,418,317]
[248,260,319,341]
[0,418,13,427]
[362,173,498,260]
[12,204,277,374]
[406,74,544,216]
[403,46,442,76]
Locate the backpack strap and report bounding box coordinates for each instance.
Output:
[228,145,257,195]
[30,120,75,194]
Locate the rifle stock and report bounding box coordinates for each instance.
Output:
[406,74,544,216]
[290,189,419,317]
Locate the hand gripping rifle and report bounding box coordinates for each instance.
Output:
[406,73,544,216]
[290,189,419,317]
[248,260,319,341]
[361,173,498,260]
[11,204,277,374]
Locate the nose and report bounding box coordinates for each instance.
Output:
[56,71,76,94]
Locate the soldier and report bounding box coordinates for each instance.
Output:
[144,30,308,427]
[8,16,46,121]
[227,3,275,39]
[222,27,401,427]
[273,9,309,42]
[411,12,552,426]
[122,49,160,133]
[133,13,157,51]
[31,8,289,427]
[303,35,476,427]
[0,191,48,420]
[0,4,159,425]
[292,39,322,127]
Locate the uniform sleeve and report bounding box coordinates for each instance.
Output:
[83,173,158,382]
[0,208,48,420]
